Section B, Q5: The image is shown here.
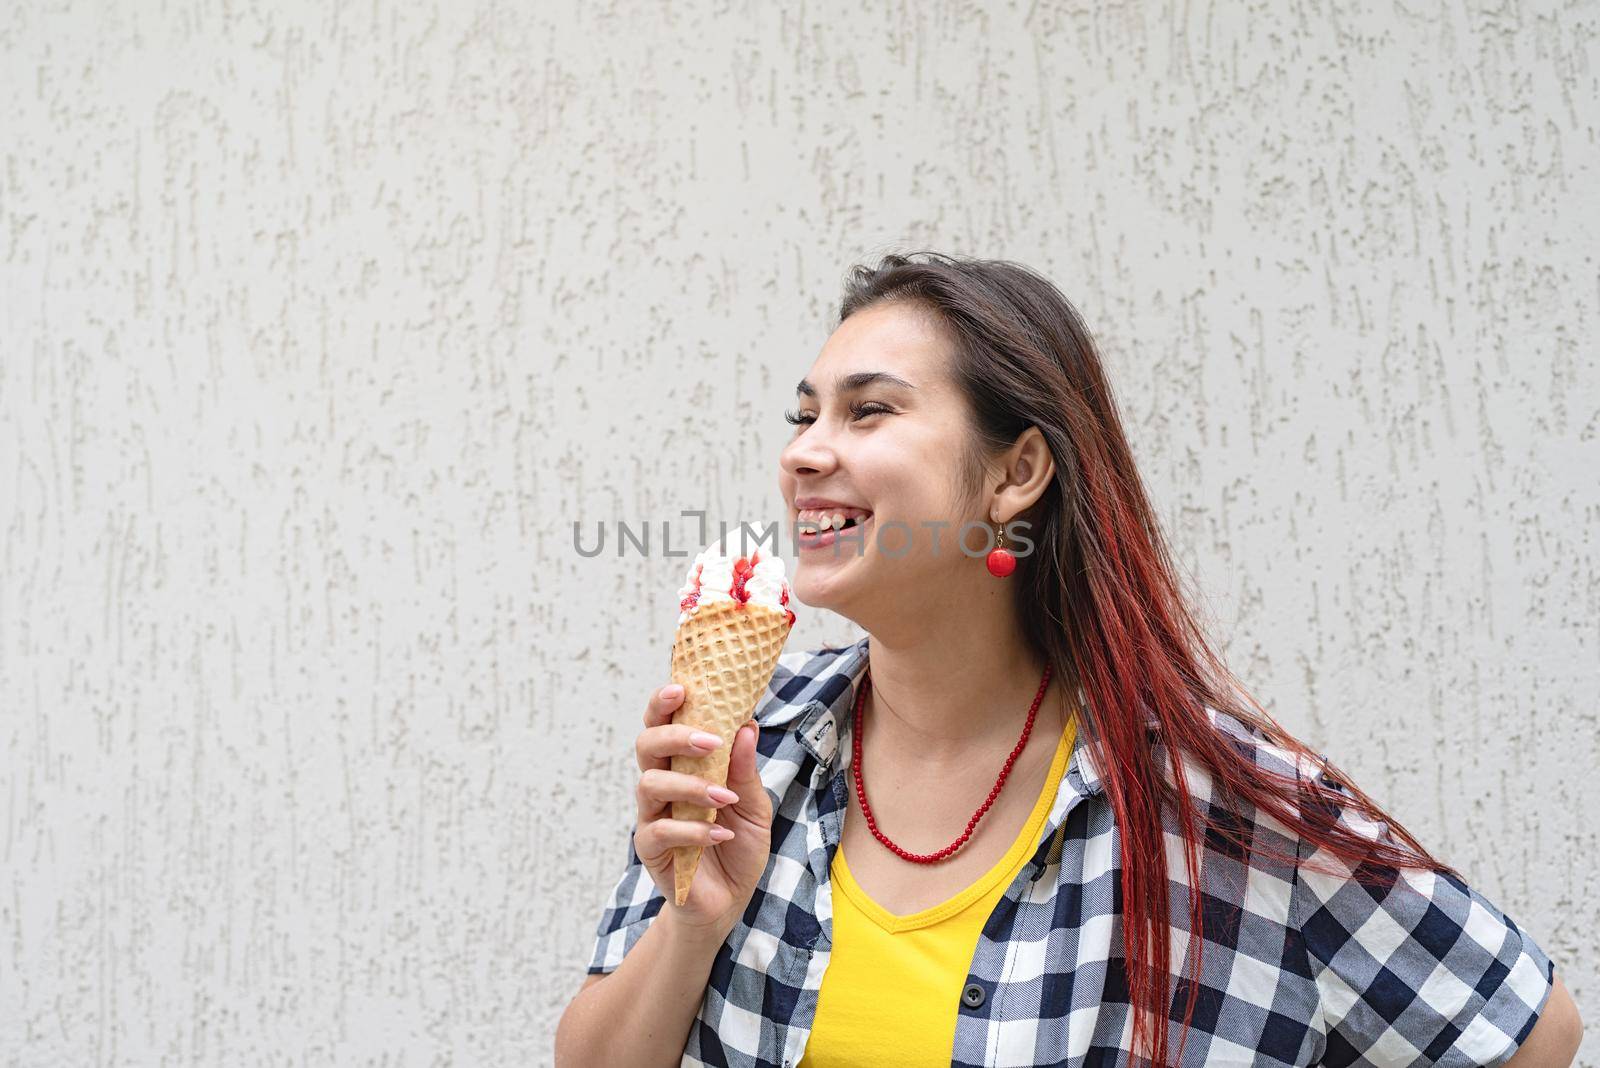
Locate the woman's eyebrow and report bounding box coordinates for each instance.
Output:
[794,371,917,398]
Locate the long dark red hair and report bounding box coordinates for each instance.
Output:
[836,251,1463,1067]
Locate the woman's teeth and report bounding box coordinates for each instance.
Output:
[797,509,871,533]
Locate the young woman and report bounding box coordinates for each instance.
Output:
[556,252,1581,1067]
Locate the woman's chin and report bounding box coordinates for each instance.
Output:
[793,517,879,602]
[792,565,859,610]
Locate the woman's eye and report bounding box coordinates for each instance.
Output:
[783,403,892,428]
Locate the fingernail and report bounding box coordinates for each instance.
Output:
[661,685,684,700]
[690,731,723,749]
[709,827,735,842]
[707,786,739,804]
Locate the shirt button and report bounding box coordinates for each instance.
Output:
[962,982,986,1009]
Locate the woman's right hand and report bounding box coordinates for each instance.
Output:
[632,684,775,936]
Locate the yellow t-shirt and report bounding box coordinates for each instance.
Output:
[797,714,1078,1067]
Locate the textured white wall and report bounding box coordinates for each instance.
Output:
[2,1,1594,1064]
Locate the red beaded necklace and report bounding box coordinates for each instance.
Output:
[850,660,1053,863]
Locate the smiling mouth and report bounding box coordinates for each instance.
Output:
[796,513,873,551]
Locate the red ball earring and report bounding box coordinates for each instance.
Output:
[986,521,1017,578]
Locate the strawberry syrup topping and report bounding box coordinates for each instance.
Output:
[731,554,754,602]
[678,561,704,614]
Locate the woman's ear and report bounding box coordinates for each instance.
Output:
[991,426,1055,519]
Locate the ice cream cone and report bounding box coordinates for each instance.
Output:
[669,596,792,906]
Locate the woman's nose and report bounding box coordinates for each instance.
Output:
[783,445,841,479]
[780,429,837,477]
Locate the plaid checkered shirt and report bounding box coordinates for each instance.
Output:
[586,637,1556,1067]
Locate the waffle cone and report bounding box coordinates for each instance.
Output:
[669,597,792,906]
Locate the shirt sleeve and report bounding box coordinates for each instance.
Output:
[1290,766,1556,1067]
[586,827,666,975]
